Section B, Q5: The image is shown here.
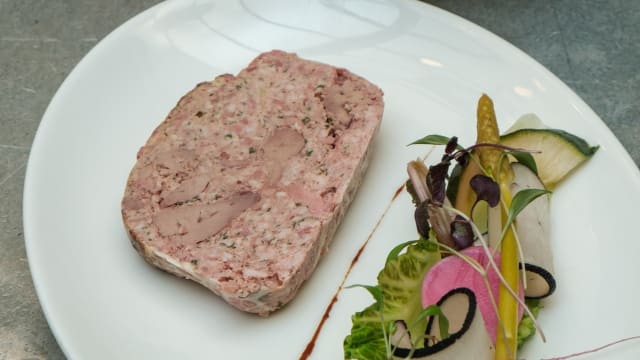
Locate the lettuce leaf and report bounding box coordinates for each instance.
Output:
[517,298,543,348]
[344,304,389,360]
[344,240,440,359]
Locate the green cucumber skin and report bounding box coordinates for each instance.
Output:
[501,128,599,156]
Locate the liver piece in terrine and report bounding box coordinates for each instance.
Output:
[121,50,384,316]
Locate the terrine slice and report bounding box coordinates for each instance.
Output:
[121,50,384,315]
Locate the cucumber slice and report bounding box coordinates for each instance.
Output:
[500,128,598,188]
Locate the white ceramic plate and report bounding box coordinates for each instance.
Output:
[24,0,640,359]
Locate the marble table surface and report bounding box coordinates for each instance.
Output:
[1,0,638,358]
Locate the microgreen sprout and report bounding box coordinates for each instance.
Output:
[385,240,421,265]
[408,135,540,253]
[414,201,431,239]
[470,175,500,207]
[500,188,552,241]
[349,128,551,358]
[410,133,548,299]
[391,304,450,359]
[450,215,474,249]
[344,94,604,359]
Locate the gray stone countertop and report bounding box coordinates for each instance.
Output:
[1,1,638,358]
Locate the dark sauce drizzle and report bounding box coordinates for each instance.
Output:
[299,182,405,359]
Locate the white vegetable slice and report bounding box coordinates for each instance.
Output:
[503,113,547,134]
[510,163,556,299]
[392,288,495,359]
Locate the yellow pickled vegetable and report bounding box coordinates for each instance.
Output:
[475,94,518,360]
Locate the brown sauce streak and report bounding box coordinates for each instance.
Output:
[392,182,405,201]
[299,182,406,359]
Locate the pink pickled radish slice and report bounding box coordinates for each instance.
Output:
[422,246,524,344]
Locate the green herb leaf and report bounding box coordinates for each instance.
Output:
[408,134,464,149]
[504,188,551,232]
[385,240,420,265]
[414,304,450,340]
[346,284,383,310]
[510,151,538,175]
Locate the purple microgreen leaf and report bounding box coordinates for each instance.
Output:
[445,136,459,154]
[414,200,431,239]
[450,215,474,249]
[470,174,500,207]
[427,162,449,205]
[455,151,470,167]
[428,203,457,249]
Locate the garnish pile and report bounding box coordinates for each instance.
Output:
[343,94,598,360]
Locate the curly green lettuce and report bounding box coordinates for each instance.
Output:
[517,298,543,349]
[344,240,440,359]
